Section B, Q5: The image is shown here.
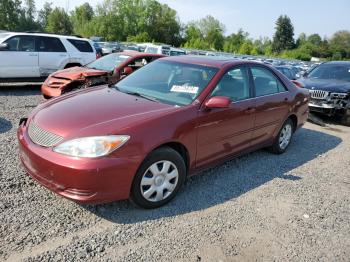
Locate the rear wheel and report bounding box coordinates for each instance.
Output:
[130,147,186,209]
[269,118,294,154]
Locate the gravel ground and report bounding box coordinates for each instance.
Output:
[1,86,349,261]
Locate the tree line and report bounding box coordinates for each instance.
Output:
[1,0,350,61]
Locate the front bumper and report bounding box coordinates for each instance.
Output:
[17,123,142,204]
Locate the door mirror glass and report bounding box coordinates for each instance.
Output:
[205,96,231,109]
[0,43,9,51]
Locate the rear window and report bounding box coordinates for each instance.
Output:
[67,39,93,52]
[36,36,66,52]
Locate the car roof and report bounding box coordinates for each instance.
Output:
[115,51,164,58]
[322,61,350,66]
[4,32,89,41]
[160,55,253,68]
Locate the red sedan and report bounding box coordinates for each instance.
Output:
[18,56,309,208]
[41,51,164,98]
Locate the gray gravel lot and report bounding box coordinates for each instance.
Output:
[1,86,349,261]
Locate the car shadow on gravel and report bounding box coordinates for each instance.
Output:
[0,86,41,96]
[0,117,12,134]
[84,127,342,224]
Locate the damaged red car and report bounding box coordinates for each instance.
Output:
[41,51,164,98]
[18,56,309,208]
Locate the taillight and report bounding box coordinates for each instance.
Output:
[291,80,304,88]
[96,52,101,59]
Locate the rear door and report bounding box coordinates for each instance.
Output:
[249,66,291,145]
[36,36,68,77]
[0,35,39,78]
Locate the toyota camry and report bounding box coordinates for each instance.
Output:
[18,56,309,208]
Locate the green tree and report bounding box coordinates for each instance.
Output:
[46,7,73,35]
[184,15,225,50]
[329,30,350,59]
[223,29,249,53]
[0,0,22,31]
[37,2,52,30]
[71,3,94,36]
[272,15,295,53]
[18,0,40,31]
[308,34,322,46]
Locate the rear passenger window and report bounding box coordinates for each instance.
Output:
[211,67,250,101]
[36,37,66,52]
[67,39,93,52]
[251,67,287,97]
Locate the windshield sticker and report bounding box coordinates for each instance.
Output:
[171,85,199,94]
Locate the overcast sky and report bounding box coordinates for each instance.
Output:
[35,0,350,39]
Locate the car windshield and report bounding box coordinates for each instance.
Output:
[0,33,10,42]
[114,60,219,106]
[308,64,350,82]
[86,53,130,71]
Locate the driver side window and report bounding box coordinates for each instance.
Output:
[211,67,250,101]
[5,36,35,52]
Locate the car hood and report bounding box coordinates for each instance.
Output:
[51,66,108,81]
[30,86,175,138]
[299,78,350,93]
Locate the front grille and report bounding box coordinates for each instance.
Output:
[309,90,329,100]
[28,121,63,147]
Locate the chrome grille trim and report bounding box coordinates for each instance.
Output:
[28,121,63,147]
[309,90,329,100]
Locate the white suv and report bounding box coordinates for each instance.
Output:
[0,32,96,80]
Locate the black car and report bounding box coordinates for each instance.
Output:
[297,61,350,126]
[275,66,296,80]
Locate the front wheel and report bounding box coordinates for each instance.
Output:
[269,119,294,154]
[340,110,350,126]
[130,147,186,209]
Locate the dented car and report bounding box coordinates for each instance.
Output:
[41,51,164,98]
[297,61,350,126]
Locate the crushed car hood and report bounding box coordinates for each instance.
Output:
[51,66,108,80]
[299,78,350,93]
[30,86,175,138]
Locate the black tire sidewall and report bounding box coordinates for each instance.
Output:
[130,147,186,209]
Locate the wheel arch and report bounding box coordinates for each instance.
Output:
[288,114,298,132]
[152,142,190,174]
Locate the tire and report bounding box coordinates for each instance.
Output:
[269,118,294,154]
[130,147,186,209]
[340,110,350,126]
[43,94,51,99]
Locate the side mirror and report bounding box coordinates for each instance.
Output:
[122,66,133,76]
[0,43,9,51]
[205,96,231,109]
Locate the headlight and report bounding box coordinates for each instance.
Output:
[53,135,130,158]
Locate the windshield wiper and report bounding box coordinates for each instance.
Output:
[124,91,159,102]
[114,86,158,102]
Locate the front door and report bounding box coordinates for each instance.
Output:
[196,66,256,168]
[0,35,39,78]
